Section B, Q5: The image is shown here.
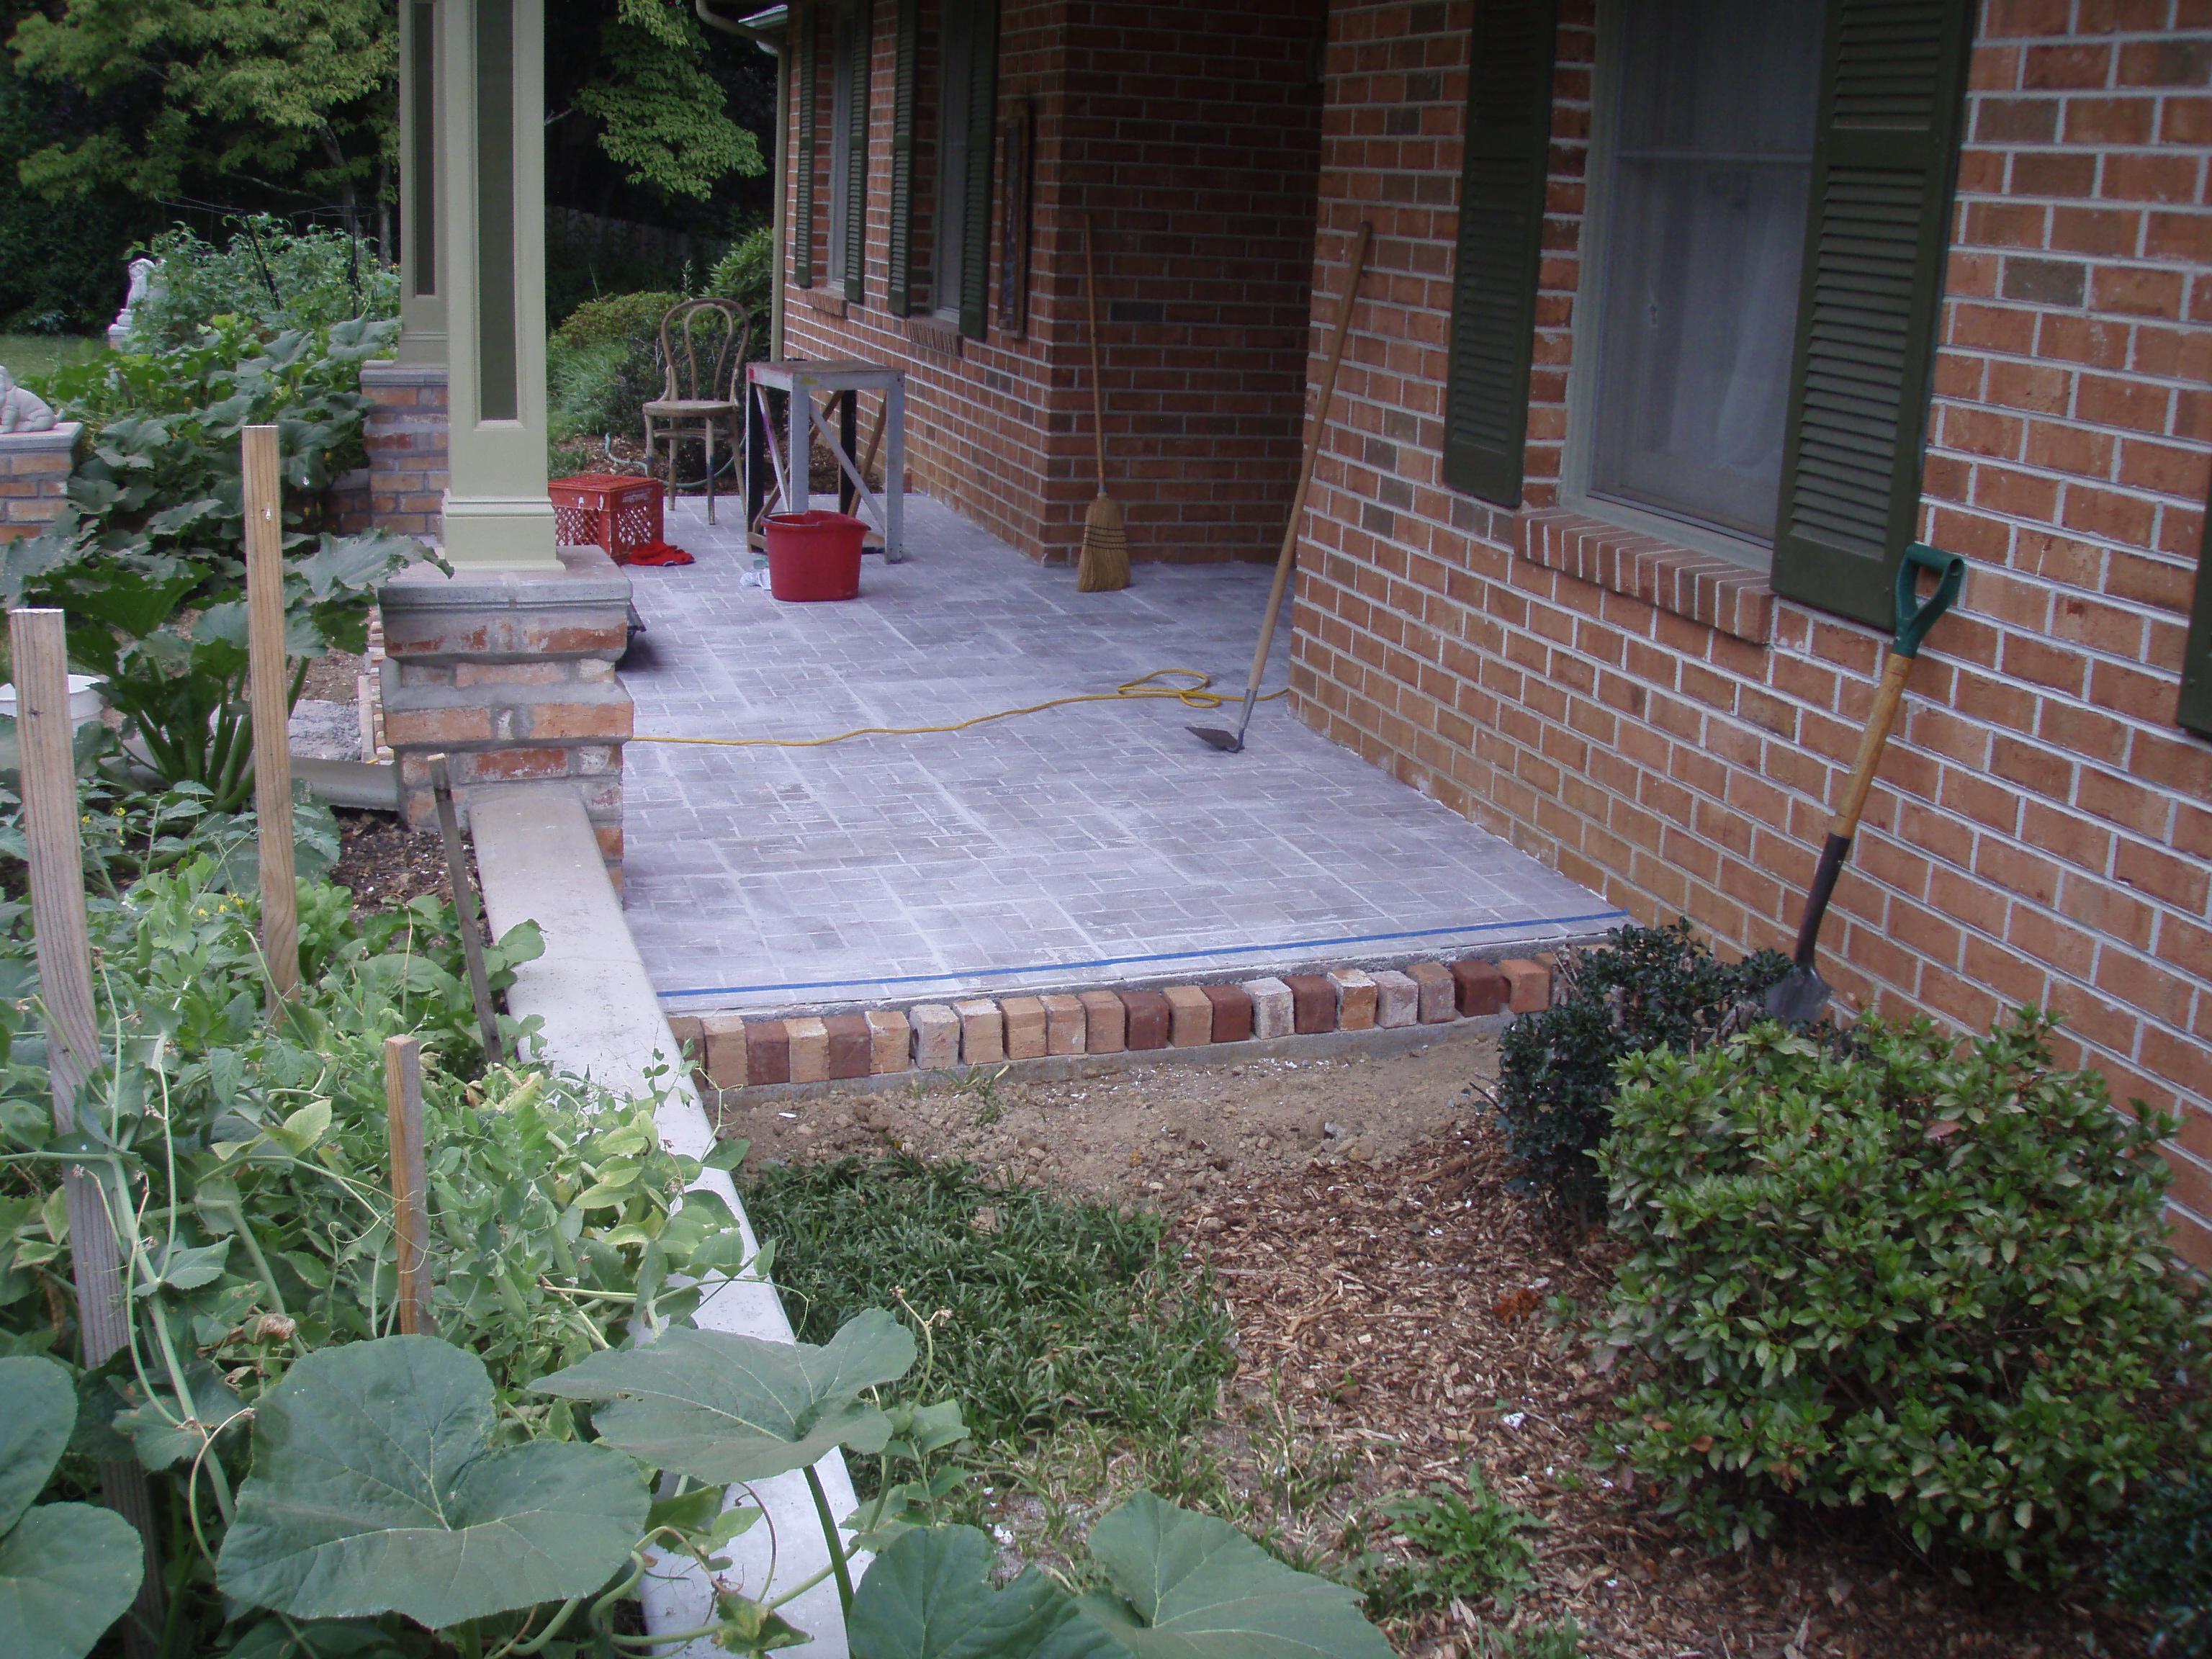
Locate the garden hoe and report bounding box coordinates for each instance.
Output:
[1766,543,1966,1023]
[1192,220,1373,752]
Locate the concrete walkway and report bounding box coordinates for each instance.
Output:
[620,493,1624,1015]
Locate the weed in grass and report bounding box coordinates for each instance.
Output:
[955,1063,1012,1125]
[741,1152,1233,1445]
[1248,1375,1357,1513]
[1349,1464,1543,1616]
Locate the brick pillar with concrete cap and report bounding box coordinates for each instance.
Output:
[0,423,81,542]
[376,549,632,880]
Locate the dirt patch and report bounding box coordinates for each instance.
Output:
[328,809,455,914]
[299,647,366,705]
[714,1036,1482,1200]
[724,1046,2152,1658]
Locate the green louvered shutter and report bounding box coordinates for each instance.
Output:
[841,1,871,304]
[2180,486,2212,738]
[958,0,999,340]
[1770,0,1975,631]
[1439,0,1557,507]
[886,0,917,316]
[794,4,817,289]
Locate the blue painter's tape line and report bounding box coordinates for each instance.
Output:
[657,907,1633,1002]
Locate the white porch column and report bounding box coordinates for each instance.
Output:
[438,0,557,569]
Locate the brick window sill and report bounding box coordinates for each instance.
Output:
[1514,508,1776,646]
[902,315,963,358]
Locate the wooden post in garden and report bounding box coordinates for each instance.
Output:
[385,1034,431,1335]
[8,608,166,1653]
[243,424,300,1002]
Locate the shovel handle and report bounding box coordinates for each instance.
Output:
[1793,651,1914,968]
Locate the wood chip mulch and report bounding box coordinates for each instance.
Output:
[1182,1120,2152,1658]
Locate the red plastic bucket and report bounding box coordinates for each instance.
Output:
[763,511,866,601]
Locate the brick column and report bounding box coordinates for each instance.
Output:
[376,547,633,886]
[359,361,450,540]
[0,423,82,541]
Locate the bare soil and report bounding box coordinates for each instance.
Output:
[719,1046,2153,1659]
[328,808,454,914]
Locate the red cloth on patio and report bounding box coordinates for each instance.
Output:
[622,540,694,567]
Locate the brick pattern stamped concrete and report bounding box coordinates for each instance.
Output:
[619,496,1624,1014]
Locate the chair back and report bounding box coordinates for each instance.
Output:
[657,298,750,404]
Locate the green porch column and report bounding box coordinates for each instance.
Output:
[397,0,446,364]
[439,0,557,569]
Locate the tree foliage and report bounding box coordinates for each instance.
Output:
[569,0,764,200]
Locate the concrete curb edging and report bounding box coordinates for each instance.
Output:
[472,785,860,1659]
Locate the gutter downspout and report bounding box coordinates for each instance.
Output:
[699,3,790,360]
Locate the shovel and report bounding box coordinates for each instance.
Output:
[1192,222,1372,752]
[1766,543,1966,1023]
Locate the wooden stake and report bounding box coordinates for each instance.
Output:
[384,1034,429,1336]
[9,608,165,1652]
[243,425,299,1002]
[424,754,503,1064]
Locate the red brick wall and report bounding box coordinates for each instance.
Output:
[1292,0,2212,1263]
[778,0,1326,565]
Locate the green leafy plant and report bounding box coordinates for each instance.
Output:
[850,1493,1395,1659]
[1588,1012,2212,1578]
[219,1336,647,1627]
[4,314,429,808]
[0,1355,144,1659]
[121,218,400,351]
[1488,920,1789,1220]
[2106,1467,2211,1657]
[1480,1623,1583,1658]
[706,223,774,346]
[1352,1465,1542,1616]
[741,1152,1234,1444]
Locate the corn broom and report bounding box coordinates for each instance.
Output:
[1076,211,1129,592]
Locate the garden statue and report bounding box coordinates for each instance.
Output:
[107,255,158,349]
[0,368,56,434]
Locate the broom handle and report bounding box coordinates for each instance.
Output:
[1082,211,1109,489]
[1237,221,1374,727]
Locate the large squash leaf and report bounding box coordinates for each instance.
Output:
[848,1527,1112,1659]
[536,1308,915,1483]
[0,1355,145,1659]
[1077,1493,1394,1659]
[217,1336,647,1627]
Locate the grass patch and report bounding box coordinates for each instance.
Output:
[2,331,107,388]
[742,1152,1233,1444]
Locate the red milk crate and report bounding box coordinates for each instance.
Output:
[549,473,665,564]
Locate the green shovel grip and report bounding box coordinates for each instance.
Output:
[1894,543,1966,659]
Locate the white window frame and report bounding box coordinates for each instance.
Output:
[1561,0,1817,574]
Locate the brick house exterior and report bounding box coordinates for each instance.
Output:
[778,0,1326,565]
[771,0,2212,1264]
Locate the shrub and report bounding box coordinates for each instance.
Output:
[1491,920,1789,1219]
[707,222,775,343]
[122,217,400,350]
[548,289,681,443]
[2107,1467,2212,1656]
[1352,1465,1542,1616]
[1588,1012,2212,1578]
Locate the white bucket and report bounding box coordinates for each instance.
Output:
[0,675,107,729]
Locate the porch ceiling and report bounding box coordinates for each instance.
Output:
[619,497,1624,1015]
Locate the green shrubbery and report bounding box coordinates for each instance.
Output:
[1491,920,1788,1220]
[547,289,680,448]
[2107,1466,2212,1656]
[1588,1012,2211,1580]
[120,217,400,351]
[6,314,421,808]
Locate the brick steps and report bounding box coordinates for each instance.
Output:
[670,953,1555,1102]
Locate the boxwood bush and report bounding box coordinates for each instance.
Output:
[1588,1012,2211,1579]
[1491,920,1787,1221]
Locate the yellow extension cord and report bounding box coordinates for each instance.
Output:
[630,667,1288,750]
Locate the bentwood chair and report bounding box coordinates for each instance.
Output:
[642,298,751,526]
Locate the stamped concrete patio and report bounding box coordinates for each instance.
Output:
[618,493,1627,1016]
